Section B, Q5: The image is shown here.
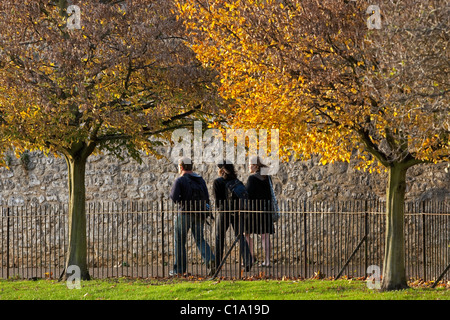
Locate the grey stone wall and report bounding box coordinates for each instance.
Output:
[0,150,448,206]
[0,150,448,278]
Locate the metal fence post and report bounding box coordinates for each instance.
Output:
[6,207,10,279]
[160,195,165,278]
[364,200,368,276]
[303,200,307,279]
[422,201,427,281]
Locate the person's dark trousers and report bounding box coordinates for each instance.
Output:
[215,211,252,269]
[173,212,214,274]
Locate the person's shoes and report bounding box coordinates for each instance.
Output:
[258,262,271,268]
[169,270,182,277]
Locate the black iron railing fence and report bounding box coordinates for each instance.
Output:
[0,200,449,282]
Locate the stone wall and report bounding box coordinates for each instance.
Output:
[1,150,448,279]
[0,149,448,206]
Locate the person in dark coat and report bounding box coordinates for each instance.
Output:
[244,156,274,267]
[169,157,215,276]
[213,161,253,272]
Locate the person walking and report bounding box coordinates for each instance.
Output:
[169,157,215,276]
[213,161,253,273]
[244,156,275,267]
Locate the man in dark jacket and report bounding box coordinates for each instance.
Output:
[170,157,215,276]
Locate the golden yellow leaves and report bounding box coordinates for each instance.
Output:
[172,1,449,168]
[18,105,41,119]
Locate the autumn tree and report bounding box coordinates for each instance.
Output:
[176,0,449,290]
[0,0,219,280]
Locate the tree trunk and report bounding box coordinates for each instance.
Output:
[62,151,91,280]
[381,163,409,291]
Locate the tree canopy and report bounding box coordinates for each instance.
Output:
[0,0,220,162]
[176,0,448,170]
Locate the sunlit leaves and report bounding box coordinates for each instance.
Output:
[176,0,449,170]
[0,0,219,160]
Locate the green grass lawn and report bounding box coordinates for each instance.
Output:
[0,277,448,300]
